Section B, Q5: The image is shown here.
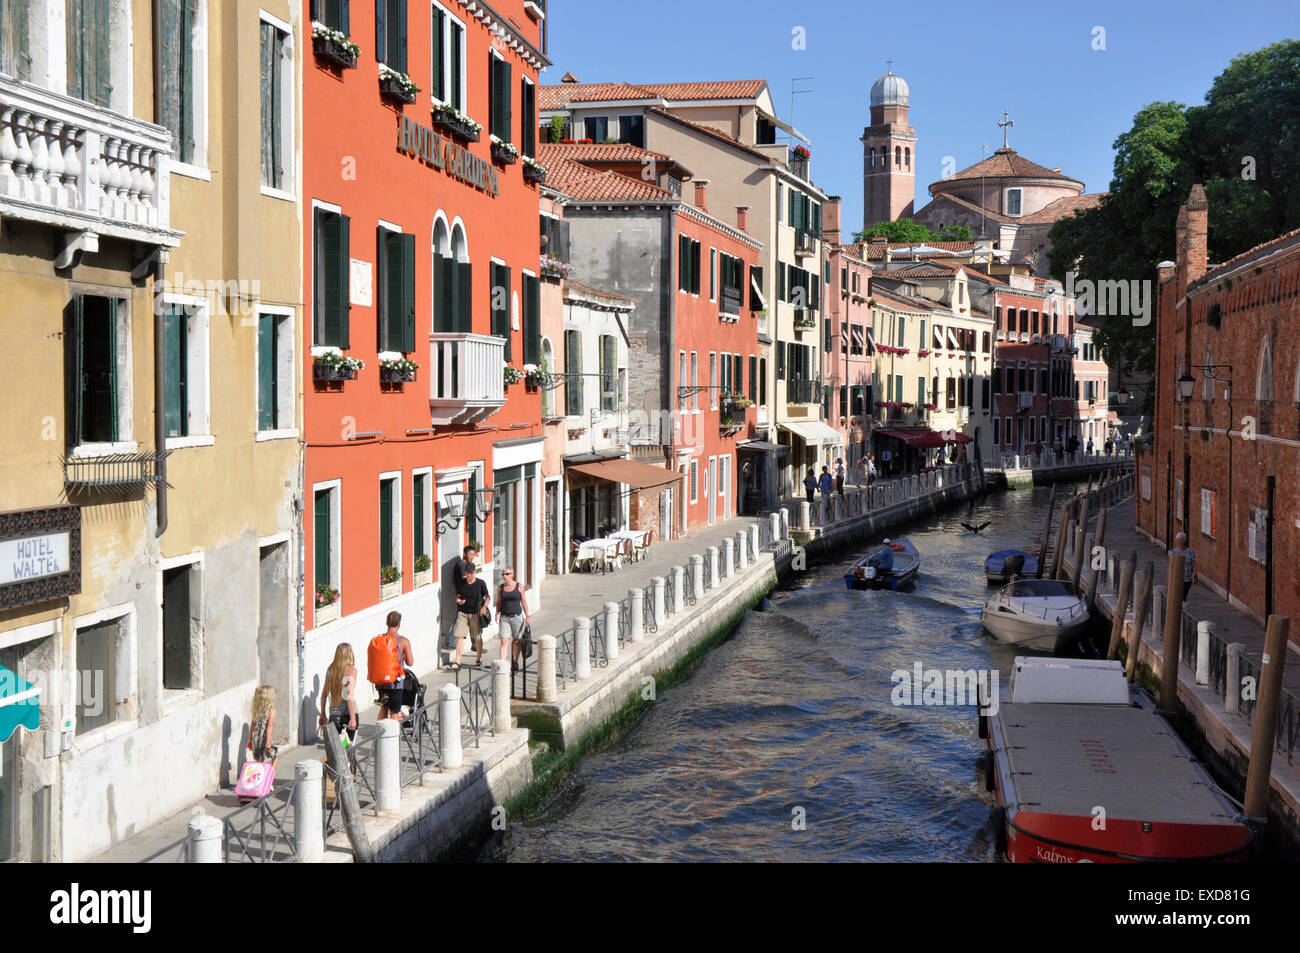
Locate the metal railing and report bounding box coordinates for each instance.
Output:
[223,777,301,863]
[399,694,443,788]
[456,667,496,748]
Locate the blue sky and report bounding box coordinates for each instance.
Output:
[544,0,1296,235]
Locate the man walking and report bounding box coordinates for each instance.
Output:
[450,562,491,670]
[373,611,414,721]
[865,452,877,487]
[818,466,833,498]
[834,458,845,495]
[1169,532,1198,600]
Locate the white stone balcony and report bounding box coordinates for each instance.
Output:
[428,332,506,426]
[0,79,182,263]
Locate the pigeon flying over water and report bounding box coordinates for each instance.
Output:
[962,521,991,534]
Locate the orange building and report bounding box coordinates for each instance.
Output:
[302,0,548,688]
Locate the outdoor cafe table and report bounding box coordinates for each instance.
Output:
[575,537,622,572]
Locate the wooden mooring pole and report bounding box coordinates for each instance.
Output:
[1127,562,1154,682]
[1158,553,1188,711]
[323,726,374,862]
[1106,555,1136,660]
[1244,615,1292,821]
[1036,483,1057,578]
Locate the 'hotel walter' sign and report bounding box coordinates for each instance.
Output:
[0,506,81,610]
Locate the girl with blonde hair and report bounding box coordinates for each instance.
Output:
[318,642,358,742]
[248,684,278,768]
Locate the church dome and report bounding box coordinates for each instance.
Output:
[870,70,909,107]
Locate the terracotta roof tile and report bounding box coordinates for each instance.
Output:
[856,240,976,261]
[1018,192,1105,224]
[564,279,632,305]
[636,80,767,101]
[540,79,768,111]
[538,141,674,165]
[539,149,676,202]
[947,147,1082,184]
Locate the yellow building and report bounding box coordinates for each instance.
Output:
[0,0,301,861]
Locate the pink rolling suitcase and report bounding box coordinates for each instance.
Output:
[234,759,275,802]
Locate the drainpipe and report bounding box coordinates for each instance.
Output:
[154,287,168,537]
[1264,476,1275,620]
[295,447,307,742]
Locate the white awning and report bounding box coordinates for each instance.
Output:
[750,270,767,310]
[947,328,961,350]
[933,325,945,349]
[780,420,843,447]
[757,109,809,144]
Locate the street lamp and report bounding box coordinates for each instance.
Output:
[435,486,495,536]
[1177,372,1195,401]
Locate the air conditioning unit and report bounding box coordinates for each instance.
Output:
[1017,392,1034,409]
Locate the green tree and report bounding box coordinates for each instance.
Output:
[938,224,974,242]
[852,217,940,244]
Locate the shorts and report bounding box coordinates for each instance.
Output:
[454,610,484,651]
[376,678,405,712]
[500,613,526,641]
[328,704,356,743]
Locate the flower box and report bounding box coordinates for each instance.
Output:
[539,255,568,279]
[315,600,338,625]
[431,105,481,143]
[491,138,519,166]
[313,362,357,382]
[313,32,360,69]
[522,158,547,184]
[414,567,433,588]
[379,361,418,384]
[380,580,402,601]
[379,68,419,105]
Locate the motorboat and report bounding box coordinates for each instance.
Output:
[980,578,1089,651]
[844,538,920,591]
[980,657,1252,863]
[984,548,1039,585]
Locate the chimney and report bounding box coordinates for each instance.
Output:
[823,196,842,246]
[693,178,709,213]
[1176,183,1209,295]
[735,204,750,233]
[1156,260,1176,285]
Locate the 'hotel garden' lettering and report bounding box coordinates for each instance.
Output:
[397,116,499,197]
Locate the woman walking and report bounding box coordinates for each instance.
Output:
[248,685,279,770]
[496,567,531,670]
[318,642,358,743]
[803,468,817,504]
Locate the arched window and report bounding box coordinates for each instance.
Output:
[1256,335,1274,401]
[869,147,875,169]
[904,147,911,169]
[541,337,555,417]
[1203,346,1214,401]
[894,146,901,168]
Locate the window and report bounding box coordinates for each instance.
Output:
[260,15,292,192]
[489,53,512,142]
[584,116,608,142]
[379,475,400,579]
[430,2,465,110]
[733,355,743,398]
[718,455,729,513]
[1006,188,1022,216]
[433,237,472,334]
[66,294,130,448]
[540,214,569,260]
[709,353,717,410]
[1257,335,1274,401]
[1140,466,1152,501]
[677,351,686,412]
[564,329,582,416]
[312,0,349,32]
[314,484,341,602]
[748,355,758,402]
[1200,488,1217,539]
[678,235,701,294]
[522,274,541,365]
[413,471,432,570]
[691,352,698,410]
[490,261,511,359]
[257,311,294,432]
[313,207,351,347]
[749,265,764,311]
[375,0,408,73]
[600,334,617,412]
[521,79,537,158]
[378,226,417,353]
[1248,506,1268,564]
[618,115,644,148]
[689,460,698,503]
[160,298,209,443]
[162,561,200,691]
[66,0,114,108]
[1,0,33,79]
[156,0,202,167]
[1175,478,1183,523]
[76,615,129,735]
[709,248,717,302]
[759,357,767,406]
[993,417,1000,446]
[719,253,743,314]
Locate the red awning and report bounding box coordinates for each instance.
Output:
[876,429,971,448]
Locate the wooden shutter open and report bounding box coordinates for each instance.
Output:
[258,314,276,430]
[524,275,540,365]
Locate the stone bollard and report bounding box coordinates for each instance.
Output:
[376,718,400,812]
[1152,585,1166,641]
[749,524,760,558]
[1106,554,1116,592]
[1196,620,1215,686]
[652,576,666,626]
[769,512,780,545]
[493,659,511,734]
[188,814,223,863]
[800,501,811,530]
[537,635,556,703]
[1225,642,1244,714]
[779,508,789,538]
[707,547,720,587]
[604,601,620,661]
[691,554,705,596]
[628,588,644,642]
[721,538,733,578]
[294,760,324,863]
[574,617,591,679]
[735,531,748,569]
[671,565,685,612]
[440,684,463,768]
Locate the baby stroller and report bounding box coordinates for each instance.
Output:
[399,667,428,736]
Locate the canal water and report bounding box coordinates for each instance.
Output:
[479,484,1073,862]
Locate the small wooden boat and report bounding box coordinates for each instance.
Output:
[981,657,1252,863]
[981,578,1090,652]
[984,548,1038,585]
[844,538,920,591]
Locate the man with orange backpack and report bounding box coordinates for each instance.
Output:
[368,611,414,721]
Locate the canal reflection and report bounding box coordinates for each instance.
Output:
[480,484,1072,862]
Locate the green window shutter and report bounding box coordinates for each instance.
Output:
[431,6,444,101]
[376,226,389,351]
[258,314,276,430]
[451,22,462,108]
[503,61,513,143]
[71,0,113,107]
[777,263,785,301]
[65,297,84,447]
[777,341,786,381]
[260,23,275,186]
[457,261,472,333]
[180,0,197,162]
[400,233,416,352]
[163,305,188,437]
[748,355,757,402]
[156,0,180,151]
[524,275,541,365]
[314,492,331,588]
[106,297,118,441]
[602,335,616,410]
[435,253,453,333]
[337,214,351,347]
[489,57,499,139]
[379,481,393,568]
[374,0,386,66]
[679,235,688,291]
[692,241,701,295]
[522,80,536,157]
[393,0,407,74]
[413,477,425,559]
[322,212,350,347]
[341,0,349,35]
[499,265,512,361]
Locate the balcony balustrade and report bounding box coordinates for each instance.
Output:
[428,333,506,425]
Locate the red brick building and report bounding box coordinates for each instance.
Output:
[1138,184,1300,635]
[301,0,548,681]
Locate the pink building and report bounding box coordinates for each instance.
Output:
[822,198,873,472]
